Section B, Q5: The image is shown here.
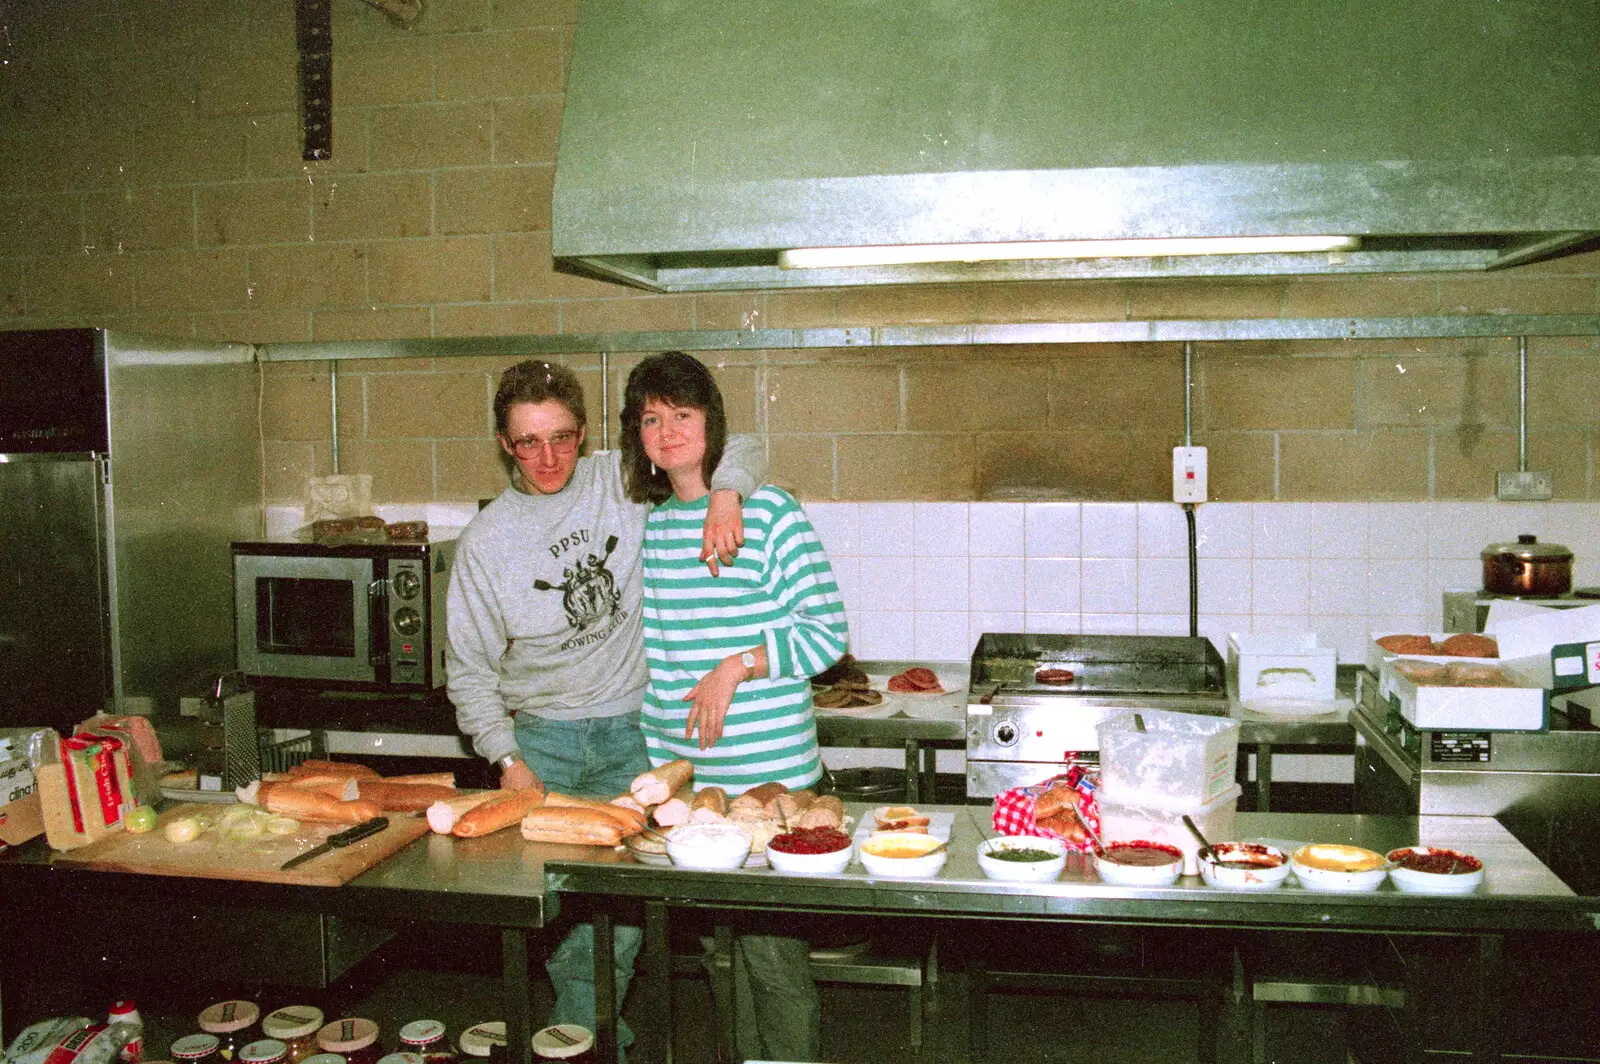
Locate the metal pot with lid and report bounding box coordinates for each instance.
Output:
[1481,534,1573,597]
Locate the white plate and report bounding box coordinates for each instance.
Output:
[159,786,239,804]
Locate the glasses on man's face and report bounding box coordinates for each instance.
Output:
[507,430,580,459]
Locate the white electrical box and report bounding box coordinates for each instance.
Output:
[1173,446,1208,503]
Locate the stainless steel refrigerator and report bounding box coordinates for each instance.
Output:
[0,329,261,734]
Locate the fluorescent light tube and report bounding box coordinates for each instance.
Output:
[779,235,1360,269]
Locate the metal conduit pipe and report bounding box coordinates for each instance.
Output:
[330,360,340,473]
[1183,341,1198,638]
[1518,335,1528,472]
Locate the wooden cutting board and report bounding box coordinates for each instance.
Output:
[54,802,431,887]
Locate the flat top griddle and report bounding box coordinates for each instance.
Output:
[970,633,1225,698]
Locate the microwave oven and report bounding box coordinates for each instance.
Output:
[232,538,456,690]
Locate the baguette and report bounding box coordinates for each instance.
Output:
[382,772,456,788]
[452,785,548,838]
[427,790,509,834]
[353,780,459,813]
[544,792,647,837]
[287,760,380,780]
[690,786,729,823]
[260,783,382,825]
[630,759,694,806]
[519,807,624,847]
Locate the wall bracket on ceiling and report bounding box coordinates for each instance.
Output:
[356,0,423,29]
[293,0,333,160]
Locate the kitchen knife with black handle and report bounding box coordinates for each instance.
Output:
[280,817,390,870]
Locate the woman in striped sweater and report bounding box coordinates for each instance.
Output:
[621,351,848,1062]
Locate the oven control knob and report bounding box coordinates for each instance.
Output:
[993,720,1019,746]
[392,569,422,600]
[393,606,423,636]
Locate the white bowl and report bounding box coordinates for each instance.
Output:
[858,832,949,879]
[766,834,853,876]
[1095,841,1184,886]
[666,823,753,870]
[1291,844,1388,892]
[1198,842,1292,890]
[1386,847,1485,895]
[977,836,1068,883]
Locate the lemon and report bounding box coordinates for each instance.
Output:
[125,806,158,834]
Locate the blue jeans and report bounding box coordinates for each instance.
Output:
[515,712,650,1059]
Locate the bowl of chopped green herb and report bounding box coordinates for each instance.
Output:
[977,835,1069,882]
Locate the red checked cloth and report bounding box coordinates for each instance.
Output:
[991,762,1101,853]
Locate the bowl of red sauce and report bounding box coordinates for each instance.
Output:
[767,827,853,875]
[1095,840,1184,886]
[1386,846,1484,895]
[1198,842,1291,891]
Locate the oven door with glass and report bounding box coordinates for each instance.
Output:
[234,548,378,687]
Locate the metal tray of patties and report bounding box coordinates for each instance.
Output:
[970,634,1225,696]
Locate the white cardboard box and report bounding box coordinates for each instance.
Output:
[1229,632,1336,703]
[1387,661,1547,732]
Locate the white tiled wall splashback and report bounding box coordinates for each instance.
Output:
[811,501,1600,664]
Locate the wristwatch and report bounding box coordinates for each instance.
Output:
[497,754,520,771]
[740,651,757,680]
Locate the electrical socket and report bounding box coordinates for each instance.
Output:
[1173,446,1208,503]
[1497,470,1554,501]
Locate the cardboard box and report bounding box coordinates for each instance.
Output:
[0,753,44,847]
[1386,660,1547,732]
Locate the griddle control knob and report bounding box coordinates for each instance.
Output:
[392,569,422,599]
[993,720,1019,746]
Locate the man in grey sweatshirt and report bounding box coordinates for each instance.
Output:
[446,358,763,1057]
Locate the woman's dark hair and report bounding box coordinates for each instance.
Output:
[493,359,586,437]
[621,351,727,504]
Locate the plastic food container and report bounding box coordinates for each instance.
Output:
[1094,841,1184,886]
[1096,783,1241,876]
[666,823,753,870]
[262,1009,325,1064]
[1198,842,1292,890]
[1386,847,1485,894]
[976,836,1068,883]
[1228,633,1336,703]
[1291,844,1389,892]
[1097,709,1240,809]
[858,832,948,879]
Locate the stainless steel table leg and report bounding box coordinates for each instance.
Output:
[1470,935,1505,1063]
[644,901,673,1064]
[502,928,532,1064]
[1255,743,1273,812]
[921,745,938,804]
[904,740,920,804]
[594,911,618,1064]
[712,925,737,1063]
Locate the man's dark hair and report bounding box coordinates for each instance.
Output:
[620,351,728,504]
[493,359,586,437]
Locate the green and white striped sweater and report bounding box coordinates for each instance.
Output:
[640,486,848,794]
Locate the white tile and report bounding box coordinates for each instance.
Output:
[1137,503,1188,558]
[829,556,864,613]
[914,611,972,659]
[1546,504,1600,565]
[1253,614,1312,635]
[1080,613,1137,635]
[913,556,968,611]
[969,503,1026,557]
[1428,558,1480,599]
[1024,558,1082,613]
[1198,616,1251,659]
[1252,558,1310,615]
[1369,612,1429,637]
[1137,557,1190,614]
[1308,558,1368,617]
[1251,503,1313,559]
[1023,503,1081,557]
[1494,502,1551,541]
[1313,616,1375,663]
[1269,754,1308,781]
[852,611,914,658]
[913,502,970,556]
[1195,503,1252,558]
[1137,614,1190,636]
[1367,558,1430,617]
[969,557,1025,612]
[1080,558,1138,613]
[806,503,860,557]
[856,503,914,557]
[1198,558,1253,615]
[1367,504,1429,557]
[1025,612,1082,634]
[970,611,1025,644]
[858,556,915,611]
[1309,503,1369,559]
[1425,502,1493,560]
[1081,503,1138,557]
[1302,753,1355,784]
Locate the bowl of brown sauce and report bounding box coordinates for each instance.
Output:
[1095,840,1184,886]
[1198,841,1291,890]
[1386,846,1484,894]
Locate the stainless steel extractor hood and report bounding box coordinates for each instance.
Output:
[551,1,1600,292]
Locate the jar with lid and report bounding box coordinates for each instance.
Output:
[171,1034,222,1064]
[532,1027,592,1064]
[262,1008,324,1064]
[397,1021,453,1064]
[237,1040,288,1064]
[302,1054,345,1064]
[378,1054,424,1064]
[456,1023,505,1064]
[315,1019,381,1064]
[199,1001,261,1062]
